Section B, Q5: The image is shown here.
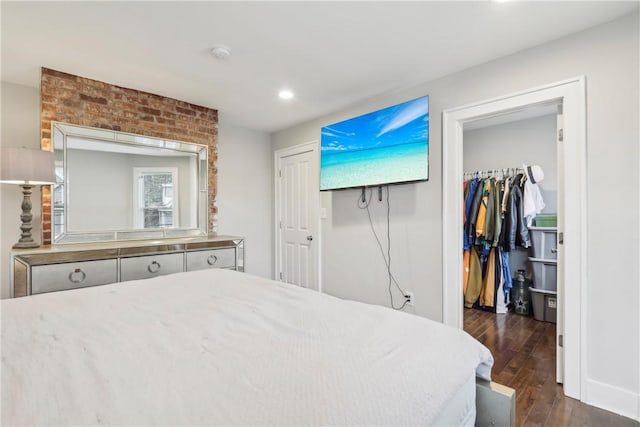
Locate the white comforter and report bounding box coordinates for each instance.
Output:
[1,269,492,426]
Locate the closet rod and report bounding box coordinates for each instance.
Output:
[463,167,524,179]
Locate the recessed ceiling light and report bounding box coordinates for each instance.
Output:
[211,46,232,60]
[278,89,294,100]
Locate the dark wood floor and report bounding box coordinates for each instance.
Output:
[464,308,638,427]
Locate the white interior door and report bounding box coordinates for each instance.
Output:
[275,143,320,290]
[556,111,565,384]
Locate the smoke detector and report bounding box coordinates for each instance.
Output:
[211,46,232,60]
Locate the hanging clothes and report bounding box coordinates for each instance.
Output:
[464,178,480,250]
[464,246,483,309]
[495,250,507,314]
[522,164,546,227]
[475,179,490,240]
[480,248,496,308]
[483,179,496,244]
[491,178,503,248]
[463,249,471,295]
[501,250,512,302]
[502,173,530,251]
[501,175,512,215]
[467,178,484,246]
[462,168,532,313]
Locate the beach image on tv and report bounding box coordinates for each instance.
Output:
[320,96,429,190]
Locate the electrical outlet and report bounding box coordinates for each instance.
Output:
[404,291,414,306]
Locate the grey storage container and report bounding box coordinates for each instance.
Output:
[529,226,558,260]
[529,287,557,323]
[528,257,557,291]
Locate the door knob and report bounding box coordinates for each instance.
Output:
[306,235,313,241]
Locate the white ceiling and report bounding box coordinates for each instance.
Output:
[2,1,638,133]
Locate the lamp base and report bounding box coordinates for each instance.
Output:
[13,184,41,250]
[13,240,39,249]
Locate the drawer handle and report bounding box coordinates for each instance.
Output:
[148,261,161,273]
[68,268,86,283]
[207,255,218,266]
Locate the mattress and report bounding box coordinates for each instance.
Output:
[432,372,477,426]
[1,268,493,425]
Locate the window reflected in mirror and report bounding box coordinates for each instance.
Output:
[134,168,178,229]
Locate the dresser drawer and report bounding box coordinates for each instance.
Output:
[186,248,236,271]
[31,259,118,294]
[120,253,184,282]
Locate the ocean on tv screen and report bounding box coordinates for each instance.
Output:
[320,96,429,190]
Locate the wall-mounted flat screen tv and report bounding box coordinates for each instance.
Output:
[320,95,429,191]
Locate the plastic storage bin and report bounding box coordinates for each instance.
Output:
[529,287,557,323]
[528,257,557,291]
[535,214,557,227]
[529,227,558,260]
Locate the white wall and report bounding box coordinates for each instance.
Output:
[66,149,133,230]
[1,82,41,299]
[463,114,558,214]
[272,13,639,419]
[217,120,273,279]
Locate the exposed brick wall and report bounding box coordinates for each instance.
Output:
[40,68,218,244]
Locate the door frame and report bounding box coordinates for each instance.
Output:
[442,76,587,400]
[274,140,321,291]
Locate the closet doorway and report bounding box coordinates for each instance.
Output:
[442,77,586,400]
[462,108,558,314]
[462,107,561,425]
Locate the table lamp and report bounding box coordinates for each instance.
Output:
[0,147,56,248]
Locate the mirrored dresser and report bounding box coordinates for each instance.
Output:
[11,235,244,298]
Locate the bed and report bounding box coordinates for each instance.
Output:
[2,268,495,426]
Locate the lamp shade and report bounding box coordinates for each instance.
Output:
[0,147,56,185]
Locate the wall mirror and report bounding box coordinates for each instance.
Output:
[52,122,208,244]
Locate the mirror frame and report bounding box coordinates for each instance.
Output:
[51,122,208,244]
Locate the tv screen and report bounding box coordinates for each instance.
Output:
[320,95,429,191]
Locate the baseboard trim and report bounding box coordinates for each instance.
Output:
[585,378,639,421]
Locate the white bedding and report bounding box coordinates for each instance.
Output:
[1,269,493,426]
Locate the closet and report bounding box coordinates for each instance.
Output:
[463,167,527,315]
[462,109,559,319]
